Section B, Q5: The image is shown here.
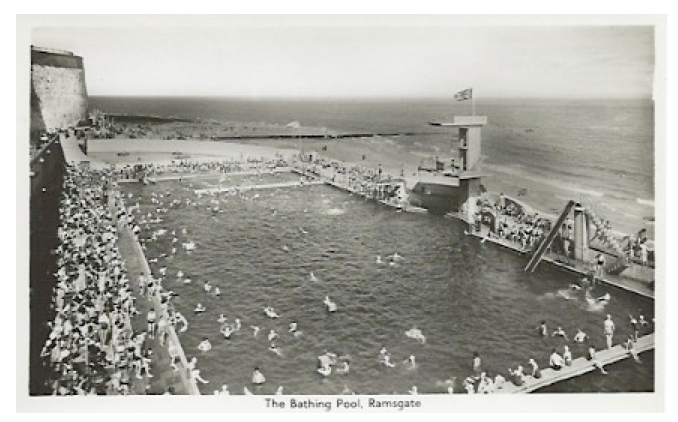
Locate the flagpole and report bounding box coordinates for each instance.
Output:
[472,89,475,116]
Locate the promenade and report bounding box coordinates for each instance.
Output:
[113,203,200,395]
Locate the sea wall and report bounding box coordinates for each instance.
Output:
[30,47,88,138]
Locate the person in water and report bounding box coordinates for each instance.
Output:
[573,328,588,343]
[198,337,212,353]
[536,320,548,337]
[551,326,569,341]
[403,355,417,370]
[604,314,616,349]
[473,352,482,374]
[269,343,282,357]
[252,367,266,385]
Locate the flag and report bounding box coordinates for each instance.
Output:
[454,88,473,101]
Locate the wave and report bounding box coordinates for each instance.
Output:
[488,164,605,197]
[636,198,655,207]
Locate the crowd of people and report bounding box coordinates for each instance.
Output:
[296,153,405,206]
[470,193,550,252]
[111,156,288,182]
[39,164,151,395]
[38,162,215,395]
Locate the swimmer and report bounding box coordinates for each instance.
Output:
[269,343,283,357]
[597,293,611,302]
[159,267,167,276]
[403,355,417,370]
[177,270,184,279]
[536,320,548,337]
[573,328,588,343]
[251,326,260,337]
[376,255,383,264]
[243,387,254,395]
[324,296,338,312]
[191,368,209,385]
[289,322,298,333]
[232,318,241,332]
[408,386,419,395]
[252,367,266,385]
[213,287,221,297]
[194,303,206,314]
[551,326,569,340]
[214,384,229,395]
[299,227,308,234]
[184,278,192,285]
[204,281,212,293]
[381,355,396,368]
[405,327,426,344]
[217,314,228,324]
[341,384,354,395]
[275,386,284,395]
[220,325,233,339]
[268,329,278,342]
[264,307,279,319]
[171,247,177,255]
[198,338,212,353]
[317,365,332,376]
[389,252,405,261]
[282,245,289,252]
[310,272,319,282]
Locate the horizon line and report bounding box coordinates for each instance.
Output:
[87,94,654,101]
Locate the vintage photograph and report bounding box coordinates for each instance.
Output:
[20,15,663,410]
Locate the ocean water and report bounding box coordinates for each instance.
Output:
[121,176,655,395]
[91,96,655,229]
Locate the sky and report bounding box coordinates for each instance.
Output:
[30,20,656,99]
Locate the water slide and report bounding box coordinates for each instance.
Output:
[524,200,576,272]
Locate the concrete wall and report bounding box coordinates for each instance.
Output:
[30,48,88,134]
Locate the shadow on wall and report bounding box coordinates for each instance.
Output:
[30,81,46,147]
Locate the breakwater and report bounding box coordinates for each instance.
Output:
[214,131,443,140]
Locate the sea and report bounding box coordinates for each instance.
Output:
[99,96,656,394]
